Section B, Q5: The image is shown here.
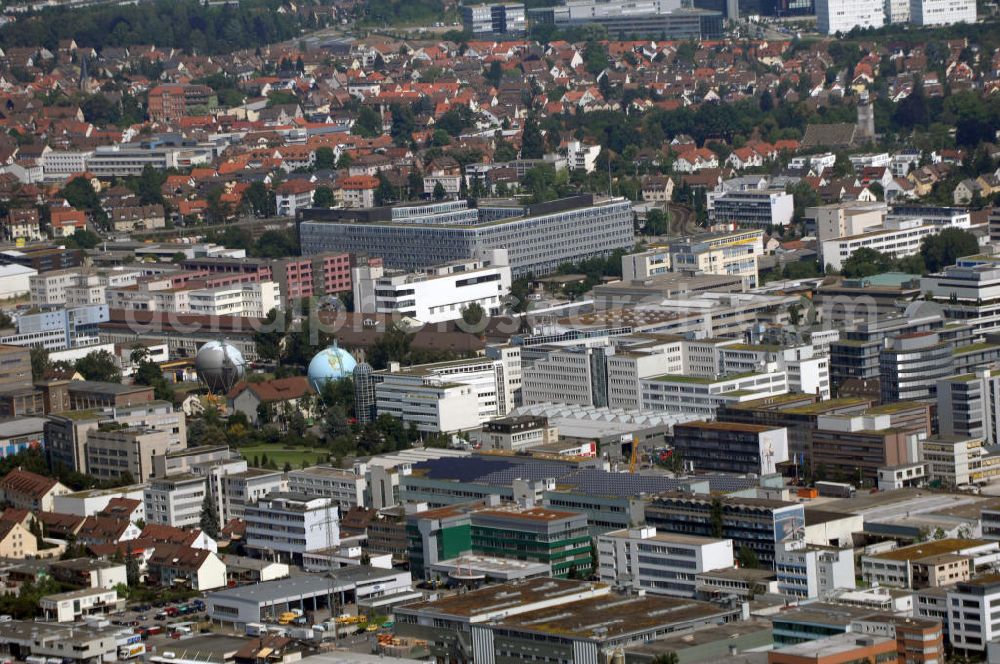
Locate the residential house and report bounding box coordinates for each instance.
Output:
[147,544,227,591]
[227,376,317,428]
[0,469,71,512]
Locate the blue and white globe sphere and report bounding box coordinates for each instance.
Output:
[307,344,357,391]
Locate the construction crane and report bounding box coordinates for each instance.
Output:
[628,436,639,474]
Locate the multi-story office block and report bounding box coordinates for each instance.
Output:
[641,370,789,419]
[299,196,634,278]
[144,474,208,529]
[879,331,955,403]
[708,189,794,228]
[909,0,974,24]
[671,421,789,475]
[938,368,1000,444]
[816,0,884,33]
[597,526,734,597]
[352,250,511,324]
[85,427,179,483]
[461,3,526,33]
[775,541,856,600]
[244,493,340,564]
[286,466,367,510]
[645,494,805,568]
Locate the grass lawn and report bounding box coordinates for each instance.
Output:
[238,444,330,469]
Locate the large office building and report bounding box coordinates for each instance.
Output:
[645,494,806,568]
[671,421,789,475]
[708,189,794,228]
[921,256,1000,341]
[299,196,634,278]
[597,526,734,597]
[528,0,724,37]
[816,0,884,33]
[937,367,1000,444]
[244,493,340,564]
[460,3,526,33]
[879,331,956,403]
[623,229,765,288]
[352,250,511,324]
[821,219,950,272]
[909,0,975,24]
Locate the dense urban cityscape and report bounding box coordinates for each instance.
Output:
[0,0,996,661]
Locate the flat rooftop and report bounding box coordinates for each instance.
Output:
[398,578,605,619]
[867,538,989,562]
[773,603,893,625]
[208,568,402,604]
[430,555,550,576]
[774,632,893,657]
[603,529,725,546]
[626,619,773,655]
[498,593,727,640]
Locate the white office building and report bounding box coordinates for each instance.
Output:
[821,218,945,271]
[352,250,511,324]
[287,465,367,510]
[566,141,602,173]
[371,353,520,433]
[40,150,94,180]
[775,540,856,600]
[909,0,975,24]
[708,189,794,228]
[946,577,1000,653]
[817,0,884,33]
[921,257,1000,340]
[188,282,280,318]
[144,474,207,529]
[641,370,788,419]
[597,526,734,598]
[244,493,340,564]
[937,368,1000,445]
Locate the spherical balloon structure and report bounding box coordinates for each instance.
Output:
[195,341,247,394]
[308,342,357,391]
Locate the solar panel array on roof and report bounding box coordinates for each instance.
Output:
[410,457,756,496]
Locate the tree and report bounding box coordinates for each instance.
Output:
[69,228,101,249]
[652,653,679,664]
[645,208,668,235]
[840,247,894,278]
[484,60,503,88]
[353,106,383,137]
[243,181,276,217]
[30,347,49,381]
[921,228,979,273]
[461,302,486,327]
[124,541,139,586]
[315,147,336,171]
[75,350,121,383]
[709,497,724,538]
[433,181,446,201]
[583,40,608,76]
[520,115,545,159]
[737,546,760,569]
[199,492,220,539]
[313,186,335,208]
[759,90,773,113]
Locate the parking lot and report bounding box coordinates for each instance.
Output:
[103,597,212,656]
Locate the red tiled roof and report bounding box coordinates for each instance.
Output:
[0,468,59,499]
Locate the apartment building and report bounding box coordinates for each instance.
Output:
[85,427,180,483]
[597,526,734,597]
[143,474,205,528]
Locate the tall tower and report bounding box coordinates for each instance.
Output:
[857,91,875,142]
[353,361,377,425]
